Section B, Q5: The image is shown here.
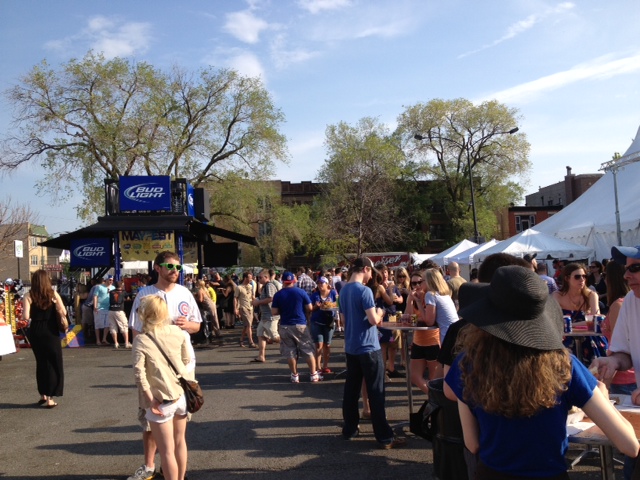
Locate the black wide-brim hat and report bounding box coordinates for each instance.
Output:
[458,265,564,351]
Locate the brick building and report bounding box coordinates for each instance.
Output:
[0,223,50,282]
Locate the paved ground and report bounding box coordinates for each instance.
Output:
[0,328,618,479]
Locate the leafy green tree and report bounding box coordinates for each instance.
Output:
[396,98,530,242]
[1,51,288,221]
[316,117,407,256]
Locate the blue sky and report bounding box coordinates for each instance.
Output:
[1,0,639,236]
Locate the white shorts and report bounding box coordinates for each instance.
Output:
[94,310,109,329]
[108,311,128,334]
[145,394,187,424]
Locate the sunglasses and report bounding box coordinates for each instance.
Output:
[625,264,640,274]
[159,263,183,271]
[573,274,587,280]
[411,280,424,286]
[397,274,406,278]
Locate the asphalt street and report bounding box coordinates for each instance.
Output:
[0,328,614,479]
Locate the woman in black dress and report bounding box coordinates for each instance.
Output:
[24,269,66,408]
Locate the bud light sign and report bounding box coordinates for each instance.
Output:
[119,176,171,212]
[70,238,112,268]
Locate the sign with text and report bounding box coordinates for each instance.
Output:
[119,175,172,213]
[70,238,112,268]
[14,240,23,258]
[119,231,175,261]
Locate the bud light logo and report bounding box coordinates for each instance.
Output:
[119,176,171,212]
[188,193,194,207]
[73,243,105,258]
[124,184,166,203]
[70,238,111,268]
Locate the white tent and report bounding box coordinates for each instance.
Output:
[534,125,640,260]
[474,228,594,263]
[448,239,501,265]
[121,261,196,274]
[430,239,478,267]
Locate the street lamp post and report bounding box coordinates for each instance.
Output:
[414,127,519,244]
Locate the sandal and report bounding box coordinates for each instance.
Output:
[249,343,257,348]
[43,402,58,409]
[250,358,266,363]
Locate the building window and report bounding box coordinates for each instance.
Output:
[30,255,39,266]
[30,237,38,248]
[515,215,536,233]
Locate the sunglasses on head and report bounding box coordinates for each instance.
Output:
[411,280,424,286]
[625,264,640,274]
[159,262,183,271]
[573,274,587,280]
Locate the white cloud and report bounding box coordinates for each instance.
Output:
[297,0,352,14]
[44,15,152,59]
[229,51,266,80]
[458,2,575,58]
[270,34,319,69]
[479,52,640,104]
[224,10,269,44]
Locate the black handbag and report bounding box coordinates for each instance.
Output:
[410,397,440,441]
[147,334,204,413]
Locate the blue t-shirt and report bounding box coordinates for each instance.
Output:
[93,284,111,311]
[446,353,596,477]
[272,287,311,326]
[310,289,338,325]
[339,282,379,355]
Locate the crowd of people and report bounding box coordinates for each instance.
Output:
[20,245,640,480]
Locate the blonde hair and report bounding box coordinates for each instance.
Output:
[395,267,410,289]
[138,296,170,334]
[424,268,451,296]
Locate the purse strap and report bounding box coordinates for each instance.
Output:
[146,333,183,379]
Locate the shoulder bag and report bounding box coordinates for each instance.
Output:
[147,334,204,413]
[52,293,69,332]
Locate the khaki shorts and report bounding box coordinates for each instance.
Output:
[278,324,315,359]
[257,318,280,341]
[94,310,109,329]
[108,311,128,334]
[81,304,94,326]
[240,308,253,327]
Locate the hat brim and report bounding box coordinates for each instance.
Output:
[459,294,565,351]
[458,282,489,310]
[612,246,640,264]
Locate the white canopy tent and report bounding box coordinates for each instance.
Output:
[534,124,640,260]
[120,261,196,274]
[448,239,501,265]
[430,239,478,267]
[474,228,594,263]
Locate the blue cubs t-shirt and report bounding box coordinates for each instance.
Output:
[339,282,379,355]
[310,289,338,325]
[272,287,311,326]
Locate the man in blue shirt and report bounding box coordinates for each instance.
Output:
[339,257,406,449]
[272,271,321,383]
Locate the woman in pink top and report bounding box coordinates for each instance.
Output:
[601,261,636,395]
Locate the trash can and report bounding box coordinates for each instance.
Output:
[428,378,469,480]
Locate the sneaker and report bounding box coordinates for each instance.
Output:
[125,343,133,349]
[342,427,360,440]
[310,371,323,382]
[290,373,300,383]
[127,464,156,480]
[114,343,120,349]
[387,369,405,378]
[380,437,407,450]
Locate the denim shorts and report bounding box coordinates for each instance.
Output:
[310,322,335,345]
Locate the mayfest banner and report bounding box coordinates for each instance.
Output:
[119,231,175,261]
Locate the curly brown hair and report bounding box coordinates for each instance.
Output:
[459,325,572,417]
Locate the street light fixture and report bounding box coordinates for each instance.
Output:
[414,127,519,244]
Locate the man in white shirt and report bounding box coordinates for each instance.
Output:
[592,245,640,480]
[127,251,201,480]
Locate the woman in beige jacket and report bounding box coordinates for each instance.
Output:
[133,296,193,480]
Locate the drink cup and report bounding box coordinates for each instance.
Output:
[401,314,411,325]
[585,314,594,331]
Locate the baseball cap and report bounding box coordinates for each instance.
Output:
[340,266,348,272]
[281,271,296,283]
[611,245,640,265]
[523,253,537,263]
[106,275,114,280]
[317,276,329,284]
[353,256,375,270]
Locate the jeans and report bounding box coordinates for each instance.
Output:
[342,349,393,444]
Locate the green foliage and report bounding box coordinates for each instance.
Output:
[2,51,288,221]
[396,98,530,243]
